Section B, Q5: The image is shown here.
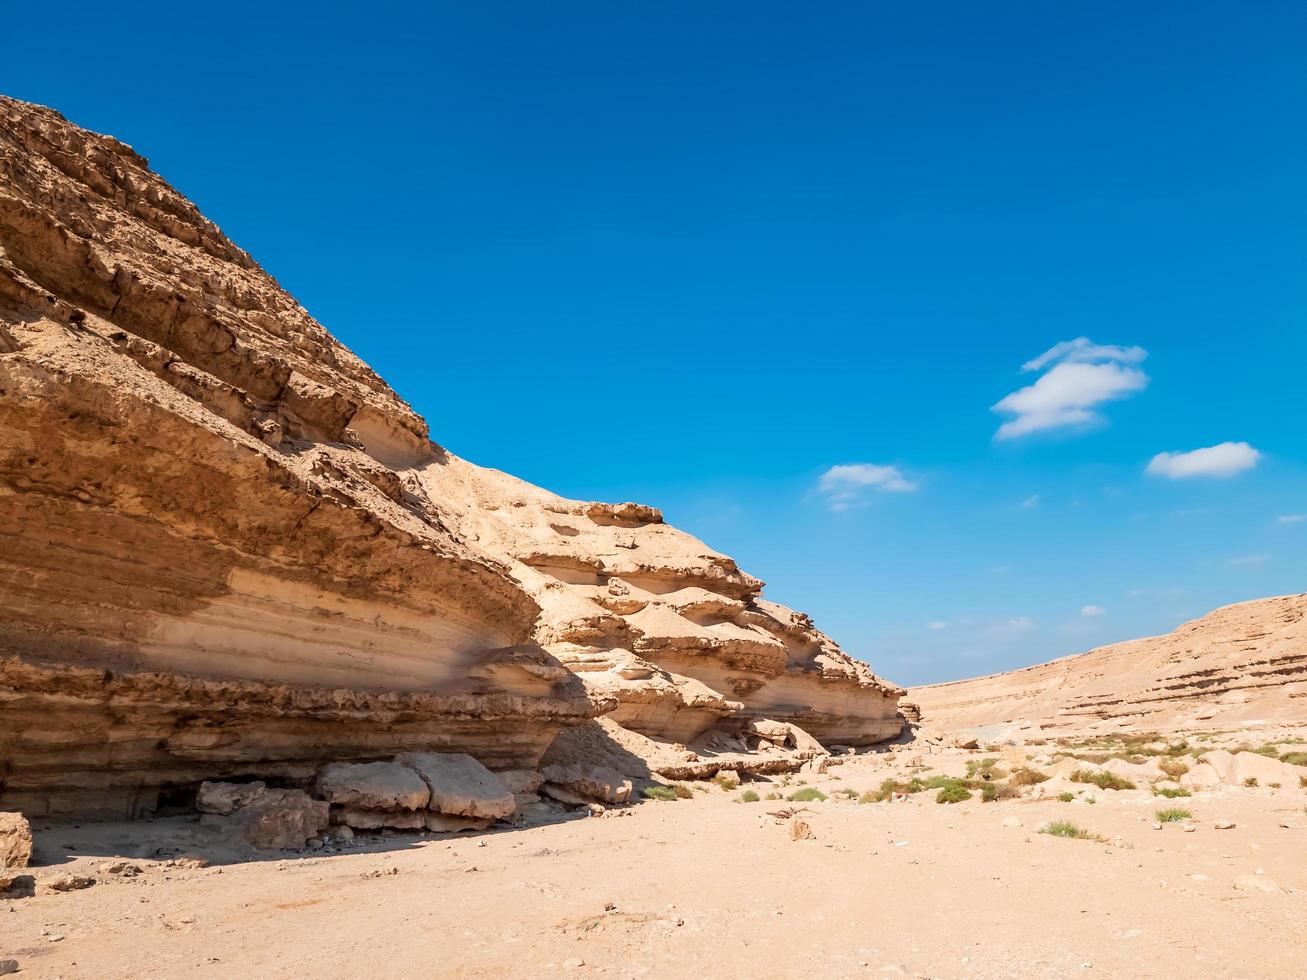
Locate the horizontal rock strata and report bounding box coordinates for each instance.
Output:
[0,96,903,819]
[911,594,1307,734]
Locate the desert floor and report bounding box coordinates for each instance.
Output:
[3,736,1306,979]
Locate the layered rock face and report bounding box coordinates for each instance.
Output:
[911,594,1307,734]
[418,458,905,748]
[0,97,901,818]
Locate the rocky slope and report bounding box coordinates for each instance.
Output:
[911,594,1307,735]
[0,97,902,818]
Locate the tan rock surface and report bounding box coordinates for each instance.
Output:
[0,97,903,817]
[911,594,1307,735]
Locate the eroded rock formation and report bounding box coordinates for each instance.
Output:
[911,594,1307,734]
[0,96,902,818]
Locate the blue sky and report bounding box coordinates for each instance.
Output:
[7,2,1304,684]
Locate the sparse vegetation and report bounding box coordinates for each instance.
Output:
[1008,766,1049,787]
[981,781,1018,802]
[1153,786,1191,799]
[1071,769,1135,791]
[1057,792,1076,802]
[641,786,678,802]
[1156,807,1191,822]
[765,791,783,801]
[787,787,827,803]
[966,758,1006,779]
[672,784,694,799]
[739,789,760,803]
[1243,777,1259,788]
[713,771,740,791]
[1040,821,1098,840]
[1158,758,1189,780]
[834,788,859,799]
[935,783,973,804]
[1281,752,1307,767]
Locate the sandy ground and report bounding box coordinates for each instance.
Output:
[3,745,1306,979]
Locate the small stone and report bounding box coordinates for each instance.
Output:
[1152,822,1163,831]
[46,874,95,892]
[1214,820,1236,830]
[0,959,18,976]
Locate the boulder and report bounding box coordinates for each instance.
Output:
[317,762,431,811]
[196,781,268,815]
[231,789,329,850]
[1182,750,1304,789]
[498,770,545,795]
[540,763,633,804]
[396,752,515,820]
[0,812,33,880]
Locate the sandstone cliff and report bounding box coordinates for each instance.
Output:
[911,594,1307,735]
[0,97,901,818]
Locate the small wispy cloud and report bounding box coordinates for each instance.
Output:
[1229,553,1270,566]
[992,338,1148,440]
[1080,604,1106,617]
[927,620,948,631]
[1020,494,1040,509]
[817,463,917,511]
[1276,514,1306,525]
[988,616,1037,637]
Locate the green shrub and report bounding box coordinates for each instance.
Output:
[1057,791,1075,802]
[935,784,973,804]
[641,786,678,802]
[673,784,694,799]
[787,787,827,803]
[1070,769,1135,791]
[1156,807,1191,823]
[1040,821,1095,839]
[739,789,760,803]
[713,771,741,791]
[1281,752,1307,767]
[1153,786,1191,799]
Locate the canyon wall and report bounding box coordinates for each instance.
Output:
[911,594,1307,735]
[0,97,901,817]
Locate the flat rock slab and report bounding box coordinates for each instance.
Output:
[396,752,515,819]
[318,762,431,811]
[540,764,633,804]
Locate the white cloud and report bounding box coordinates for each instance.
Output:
[817,463,917,510]
[1229,553,1270,566]
[1020,338,1147,373]
[1276,514,1306,525]
[1020,494,1040,509]
[993,338,1149,440]
[1146,442,1260,479]
[1080,604,1106,617]
[927,620,948,631]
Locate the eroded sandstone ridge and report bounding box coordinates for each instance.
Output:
[0,97,902,818]
[911,594,1307,735]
